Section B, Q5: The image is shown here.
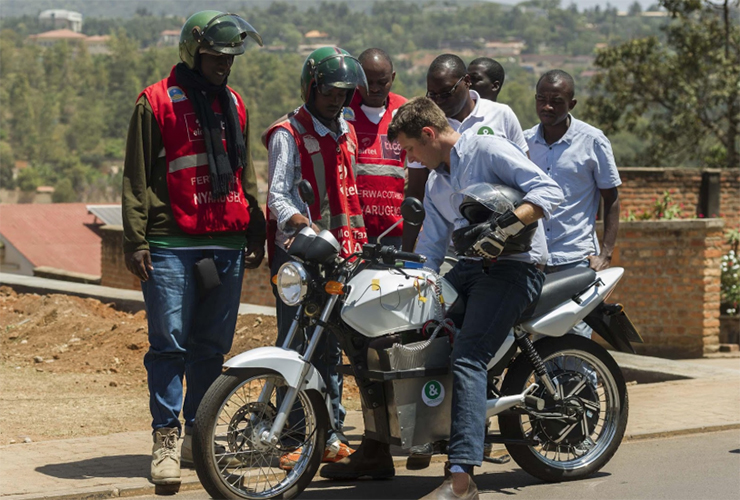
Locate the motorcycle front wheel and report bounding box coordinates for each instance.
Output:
[499,335,628,482]
[192,370,328,499]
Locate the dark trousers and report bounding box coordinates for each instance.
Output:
[443,259,544,466]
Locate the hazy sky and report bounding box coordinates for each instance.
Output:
[491,0,658,11]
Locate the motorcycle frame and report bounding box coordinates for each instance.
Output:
[223,265,636,450]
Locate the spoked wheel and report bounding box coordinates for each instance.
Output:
[193,370,328,499]
[499,335,628,482]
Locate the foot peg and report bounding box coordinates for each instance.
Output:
[483,454,511,465]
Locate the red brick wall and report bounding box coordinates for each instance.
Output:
[618,168,740,231]
[100,225,274,307]
[100,226,140,290]
[597,219,725,358]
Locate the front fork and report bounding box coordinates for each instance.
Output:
[260,290,343,447]
[514,326,560,401]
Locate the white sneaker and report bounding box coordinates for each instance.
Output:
[151,427,181,485]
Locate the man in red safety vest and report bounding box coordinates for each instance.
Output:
[122,11,265,486]
[265,46,369,470]
[343,48,418,249]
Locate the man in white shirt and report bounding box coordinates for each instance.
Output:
[403,54,528,251]
[467,57,506,102]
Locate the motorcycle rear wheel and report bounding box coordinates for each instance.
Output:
[499,335,628,482]
[192,370,328,499]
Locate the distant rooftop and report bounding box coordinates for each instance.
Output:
[39,9,83,22]
[28,29,86,40]
[0,203,108,276]
[304,30,329,38]
[87,205,122,227]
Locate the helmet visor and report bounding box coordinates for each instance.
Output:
[314,54,368,94]
[453,183,516,219]
[200,13,263,56]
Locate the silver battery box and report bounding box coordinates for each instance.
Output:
[363,336,453,449]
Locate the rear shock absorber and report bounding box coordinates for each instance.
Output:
[514,327,560,400]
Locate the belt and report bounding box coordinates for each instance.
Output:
[481,259,545,272]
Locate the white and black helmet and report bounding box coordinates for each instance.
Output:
[455,183,538,255]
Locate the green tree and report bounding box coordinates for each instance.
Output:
[585,0,740,168]
[628,1,643,16]
[16,167,41,192]
[0,142,15,189]
[52,178,77,203]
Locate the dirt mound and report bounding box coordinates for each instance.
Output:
[0,286,278,381]
[0,287,359,443]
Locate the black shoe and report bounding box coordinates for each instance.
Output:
[319,436,395,480]
[406,442,434,470]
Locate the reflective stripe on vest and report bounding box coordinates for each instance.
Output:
[168,153,207,173]
[354,163,405,178]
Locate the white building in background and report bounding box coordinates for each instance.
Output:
[39,10,83,33]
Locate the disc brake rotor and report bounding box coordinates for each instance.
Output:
[226,401,277,454]
[535,371,600,445]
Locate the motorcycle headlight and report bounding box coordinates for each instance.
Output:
[277,262,309,306]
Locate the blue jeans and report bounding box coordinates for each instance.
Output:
[544,259,593,338]
[443,259,544,467]
[142,247,244,432]
[271,247,345,443]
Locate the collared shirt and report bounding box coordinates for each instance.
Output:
[409,91,528,174]
[267,106,351,246]
[525,115,621,266]
[415,133,563,272]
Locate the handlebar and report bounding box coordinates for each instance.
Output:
[378,245,426,264]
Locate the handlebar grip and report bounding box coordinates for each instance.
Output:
[393,250,426,263]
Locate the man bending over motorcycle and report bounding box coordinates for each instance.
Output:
[387,97,563,500]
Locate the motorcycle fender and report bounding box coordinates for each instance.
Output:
[223,347,337,429]
[584,306,644,354]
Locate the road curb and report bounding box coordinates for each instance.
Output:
[624,422,740,442]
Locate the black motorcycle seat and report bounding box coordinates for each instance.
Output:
[520,267,597,321]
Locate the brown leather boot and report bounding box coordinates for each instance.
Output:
[319,436,395,480]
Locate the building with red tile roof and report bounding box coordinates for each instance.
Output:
[0,203,113,278]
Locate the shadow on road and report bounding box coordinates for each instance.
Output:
[300,468,612,499]
[36,454,150,479]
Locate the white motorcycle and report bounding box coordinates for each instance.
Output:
[192,187,643,500]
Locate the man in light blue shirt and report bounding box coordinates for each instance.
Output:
[525,70,621,338]
[388,97,563,500]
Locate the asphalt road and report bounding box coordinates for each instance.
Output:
[134,429,740,500]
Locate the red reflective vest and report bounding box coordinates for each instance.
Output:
[266,106,367,260]
[345,92,407,238]
[142,66,250,234]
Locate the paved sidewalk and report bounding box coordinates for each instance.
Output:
[0,272,275,317]
[1,354,738,500]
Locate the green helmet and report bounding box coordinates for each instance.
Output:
[300,46,368,108]
[179,10,263,70]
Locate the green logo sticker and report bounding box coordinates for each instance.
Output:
[422,380,445,407]
[478,126,494,136]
